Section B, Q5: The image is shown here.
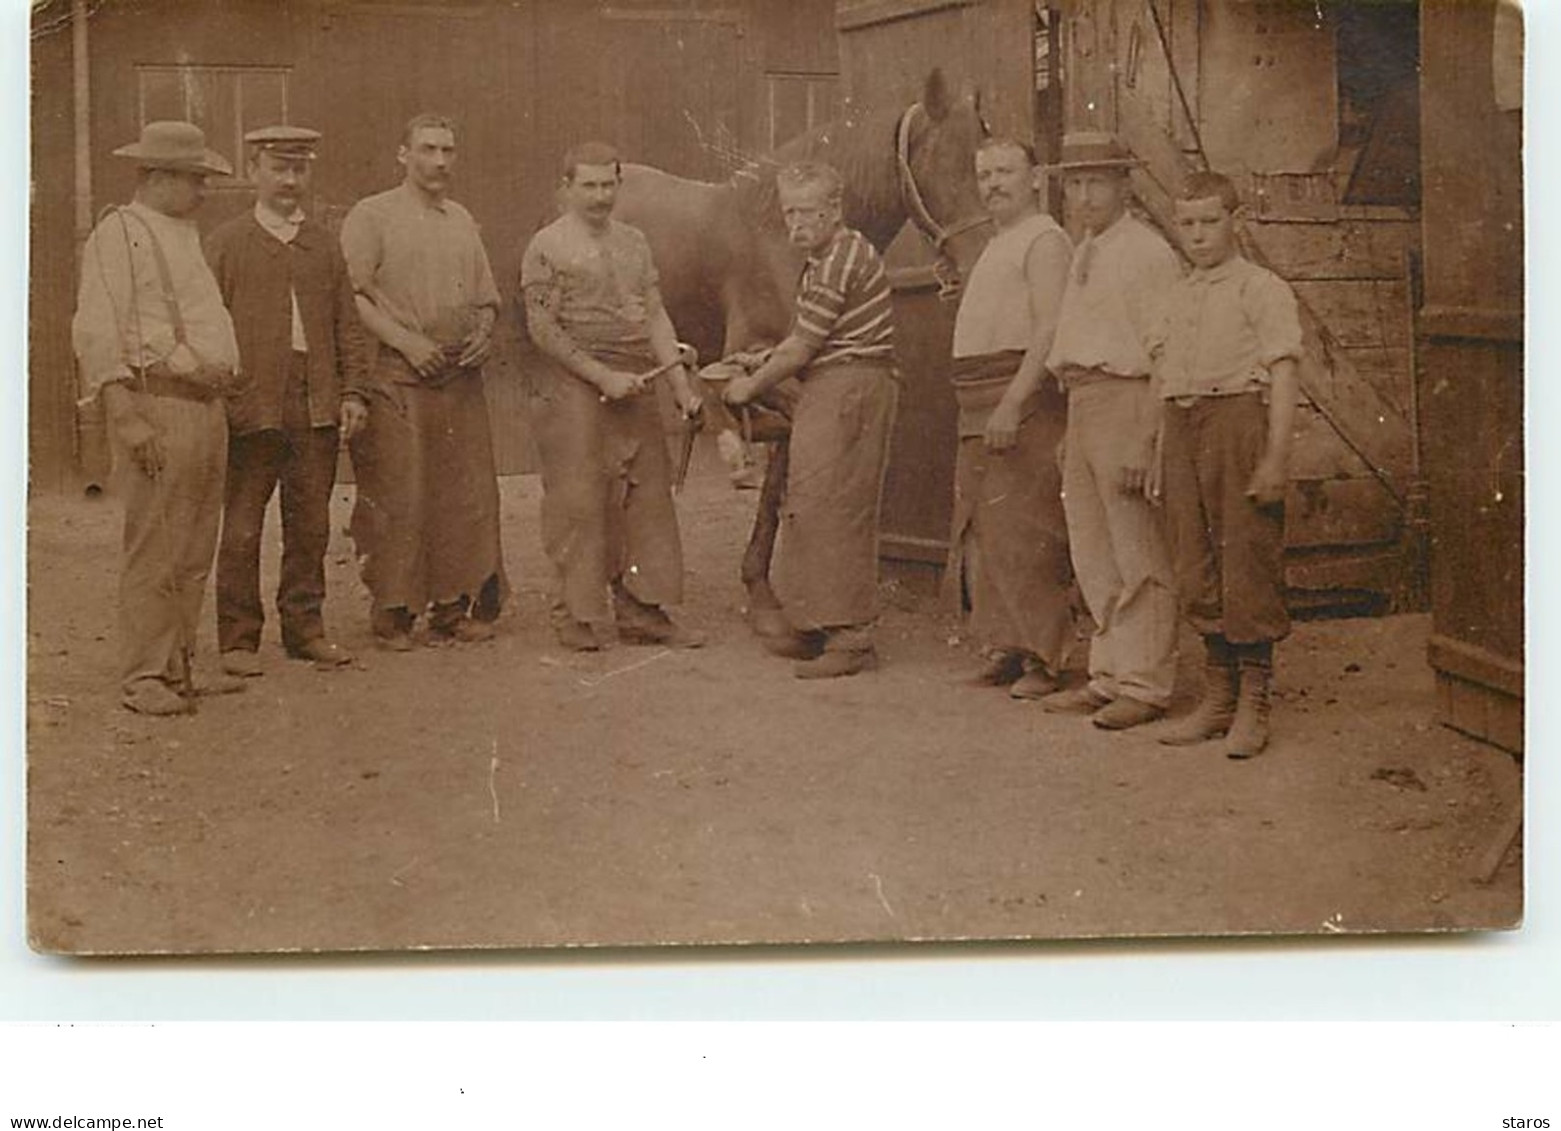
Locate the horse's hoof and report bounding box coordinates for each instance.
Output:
[747,606,793,640]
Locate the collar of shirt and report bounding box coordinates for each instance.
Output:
[398,181,450,214]
[806,226,850,267]
[1088,211,1135,249]
[127,198,197,233]
[254,201,305,244]
[1188,254,1244,285]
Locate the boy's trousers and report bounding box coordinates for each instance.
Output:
[1160,391,1290,644]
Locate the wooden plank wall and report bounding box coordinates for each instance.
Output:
[28,0,840,489]
[1060,0,1423,609]
[28,11,79,494]
[1417,0,1524,753]
[834,0,1034,575]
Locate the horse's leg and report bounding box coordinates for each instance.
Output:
[742,437,791,638]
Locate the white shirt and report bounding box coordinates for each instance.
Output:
[952,211,1071,358]
[253,202,310,352]
[1045,212,1182,382]
[72,200,240,398]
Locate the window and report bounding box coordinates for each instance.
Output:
[135,65,290,183]
[766,72,840,151]
[1334,3,1419,206]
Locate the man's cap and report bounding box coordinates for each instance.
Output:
[112,120,233,177]
[244,125,322,160]
[1046,131,1143,174]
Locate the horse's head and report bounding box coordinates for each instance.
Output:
[899,69,994,299]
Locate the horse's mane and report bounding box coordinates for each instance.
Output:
[730,102,906,251]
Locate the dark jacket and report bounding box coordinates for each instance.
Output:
[205,211,371,434]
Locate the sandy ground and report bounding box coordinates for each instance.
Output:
[25,443,1522,955]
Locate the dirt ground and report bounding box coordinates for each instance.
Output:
[25,442,1523,955]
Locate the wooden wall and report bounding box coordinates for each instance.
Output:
[29,0,839,490]
[1057,0,1424,613]
[834,0,1034,581]
[1417,0,1524,753]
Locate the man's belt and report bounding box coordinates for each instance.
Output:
[802,353,896,381]
[1056,365,1147,389]
[128,366,225,404]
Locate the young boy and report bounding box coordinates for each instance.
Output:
[1151,172,1302,758]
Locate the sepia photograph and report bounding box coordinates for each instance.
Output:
[24,0,1524,956]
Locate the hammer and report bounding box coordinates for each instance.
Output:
[599,342,698,404]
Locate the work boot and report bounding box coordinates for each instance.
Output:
[763,630,826,660]
[428,618,498,646]
[794,646,877,680]
[969,649,1026,688]
[1158,635,1238,746]
[1224,643,1274,760]
[613,584,705,648]
[1090,695,1164,730]
[121,678,190,716]
[221,650,265,678]
[1009,657,1060,700]
[555,618,604,652]
[1038,684,1110,715]
[372,606,415,652]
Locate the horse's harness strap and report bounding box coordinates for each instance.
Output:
[894,102,991,256]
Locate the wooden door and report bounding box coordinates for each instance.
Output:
[835,0,1036,583]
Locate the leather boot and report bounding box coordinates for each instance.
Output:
[1224,643,1274,760]
[1159,635,1238,746]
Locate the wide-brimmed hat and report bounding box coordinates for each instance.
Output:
[112,121,233,176]
[1046,131,1143,174]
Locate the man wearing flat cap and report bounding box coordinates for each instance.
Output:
[72,121,243,715]
[1040,132,1183,731]
[205,125,372,676]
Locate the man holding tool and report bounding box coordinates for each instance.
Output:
[521,140,705,652]
[72,121,244,715]
[722,161,897,679]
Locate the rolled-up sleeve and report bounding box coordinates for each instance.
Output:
[1245,270,1304,367]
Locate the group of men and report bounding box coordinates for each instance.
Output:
[74,115,511,716]
[73,113,1301,756]
[948,131,1301,759]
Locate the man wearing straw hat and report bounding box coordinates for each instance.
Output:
[206,126,372,677]
[72,121,243,715]
[1039,132,1183,730]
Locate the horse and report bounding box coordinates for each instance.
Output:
[611,69,995,634]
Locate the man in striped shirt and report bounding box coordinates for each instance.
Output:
[724,161,898,678]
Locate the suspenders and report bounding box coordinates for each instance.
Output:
[109,204,191,365]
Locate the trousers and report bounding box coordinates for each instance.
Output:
[217,353,340,654]
[531,357,683,625]
[114,393,228,692]
[1160,393,1290,643]
[1060,377,1178,707]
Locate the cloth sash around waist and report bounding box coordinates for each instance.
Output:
[950,350,1041,437]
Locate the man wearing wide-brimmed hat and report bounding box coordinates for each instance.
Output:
[205,126,372,678]
[72,121,243,715]
[1039,131,1183,731]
